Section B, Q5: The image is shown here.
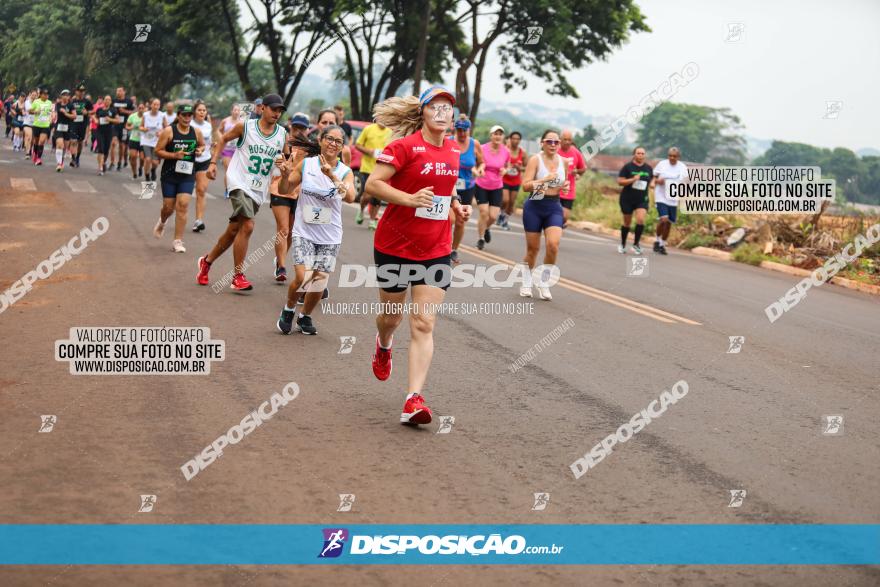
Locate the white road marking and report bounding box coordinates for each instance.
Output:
[10,177,36,191]
[65,180,96,193]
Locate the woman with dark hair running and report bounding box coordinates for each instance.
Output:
[499,131,525,230]
[275,124,355,335]
[519,129,568,301]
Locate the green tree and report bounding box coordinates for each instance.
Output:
[0,0,231,100]
[637,102,746,164]
[212,0,344,106]
[444,0,648,123]
[330,0,459,120]
[855,156,880,206]
[753,140,827,167]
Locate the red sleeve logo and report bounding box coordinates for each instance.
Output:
[377,153,394,164]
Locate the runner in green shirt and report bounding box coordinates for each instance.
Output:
[126,104,145,179]
[29,88,53,165]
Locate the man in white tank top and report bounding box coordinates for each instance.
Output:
[196,94,289,292]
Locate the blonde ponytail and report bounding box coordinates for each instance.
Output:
[373,96,422,140]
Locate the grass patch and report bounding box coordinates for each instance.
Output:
[731,243,765,266]
[679,233,716,250]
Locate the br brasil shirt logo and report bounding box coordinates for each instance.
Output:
[318,528,349,558]
[420,162,458,176]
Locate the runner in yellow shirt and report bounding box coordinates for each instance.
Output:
[353,121,392,229]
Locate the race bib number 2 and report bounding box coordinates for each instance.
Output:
[175,160,194,174]
[415,195,451,220]
[304,205,332,224]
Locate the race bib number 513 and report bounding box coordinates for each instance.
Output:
[415,195,451,220]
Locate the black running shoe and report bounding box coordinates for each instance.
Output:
[277,308,295,335]
[653,241,661,252]
[659,245,668,256]
[295,314,317,335]
[484,228,491,244]
[322,288,329,300]
[476,238,485,250]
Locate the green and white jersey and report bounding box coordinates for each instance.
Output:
[226,118,287,205]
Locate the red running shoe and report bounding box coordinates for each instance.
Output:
[400,393,432,425]
[231,273,253,291]
[196,256,211,285]
[372,334,392,381]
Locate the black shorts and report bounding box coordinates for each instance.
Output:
[373,248,451,293]
[33,126,50,138]
[128,140,141,152]
[560,199,573,210]
[194,159,211,173]
[70,123,88,141]
[112,124,125,140]
[475,186,503,207]
[619,191,648,215]
[502,183,520,192]
[52,130,71,143]
[456,185,476,206]
[270,194,298,213]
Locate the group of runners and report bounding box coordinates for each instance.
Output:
[2,81,686,426]
[0,85,177,176]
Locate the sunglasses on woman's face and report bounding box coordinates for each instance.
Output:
[543,139,560,145]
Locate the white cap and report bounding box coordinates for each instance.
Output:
[489,125,505,134]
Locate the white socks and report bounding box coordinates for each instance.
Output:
[55,149,63,165]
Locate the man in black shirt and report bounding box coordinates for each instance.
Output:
[112,86,134,171]
[52,89,77,172]
[617,146,653,254]
[69,84,93,167]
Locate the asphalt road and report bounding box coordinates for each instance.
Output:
[0,142,878,586]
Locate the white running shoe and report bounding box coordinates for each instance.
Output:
[172,239,186,253]
[153,219,165,238]
[519,286,533,298]
[617,244,627,254]
[537,287,553,301]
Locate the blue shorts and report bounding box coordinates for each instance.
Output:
[656,202,678,223]
[523,198,564,233]
[161,178,195,198]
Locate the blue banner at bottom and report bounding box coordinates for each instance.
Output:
[1,525,877,565]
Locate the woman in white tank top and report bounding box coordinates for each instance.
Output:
[190,102,215,233]
[518,129,569,301]
[274,125,356,336]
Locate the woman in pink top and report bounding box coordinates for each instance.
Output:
[474,125,510,250]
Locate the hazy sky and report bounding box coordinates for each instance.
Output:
[305,0,878,151]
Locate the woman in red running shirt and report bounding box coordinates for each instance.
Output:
[365,86,472,426]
